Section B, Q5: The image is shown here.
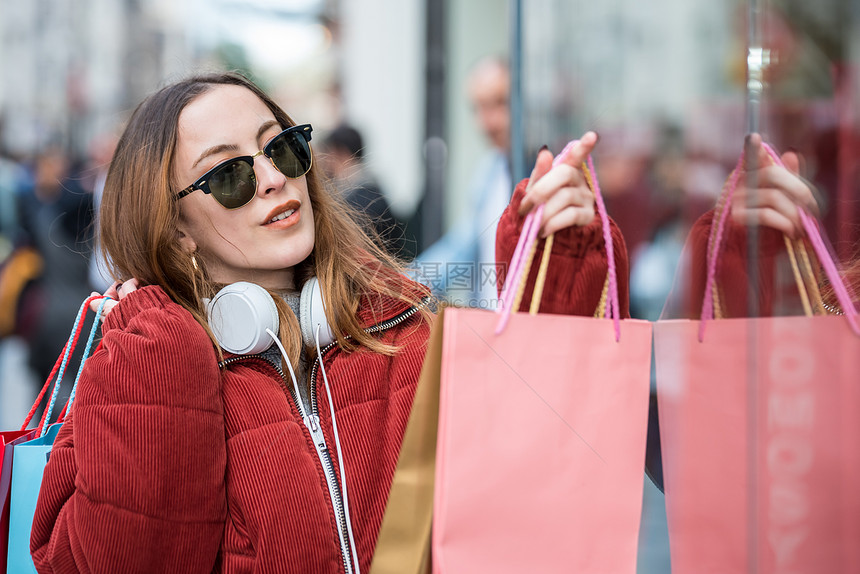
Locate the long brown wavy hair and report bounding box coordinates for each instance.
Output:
[99,72,430,367]
[821,253,860,313]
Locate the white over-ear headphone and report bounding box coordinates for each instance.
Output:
[204,278,335,355]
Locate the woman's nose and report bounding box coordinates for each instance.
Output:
[254,152,287,195]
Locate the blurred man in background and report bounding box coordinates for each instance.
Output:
[416,56,513,308]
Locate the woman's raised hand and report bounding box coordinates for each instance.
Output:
[731,133,820,238]
[89,278,139,315]
[519,131,599,238]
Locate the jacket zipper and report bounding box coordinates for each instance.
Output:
[308,298,429,573]
[221,297,430,574]
[220,353,354,573]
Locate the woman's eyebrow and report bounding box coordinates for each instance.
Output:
[192,144,240,170]
[191,121,280,170]
[257,120,281,142]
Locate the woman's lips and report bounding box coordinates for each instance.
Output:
[263,200,302,228]
[263,208,300,229]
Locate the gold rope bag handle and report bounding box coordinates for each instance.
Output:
[783,236,827,317]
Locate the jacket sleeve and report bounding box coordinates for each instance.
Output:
[31,286,227,573]
[495,178,630,318]
[683,208,790,319]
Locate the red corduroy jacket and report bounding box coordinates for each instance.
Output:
[31,178,627,573]
[683,209,810,319]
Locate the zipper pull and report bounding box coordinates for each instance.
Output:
[305,414,327,450]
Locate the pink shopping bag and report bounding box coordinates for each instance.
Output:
[431,142,652,573]
[656,315,860,573]
[655,143,860,573]
[432,308,652,573]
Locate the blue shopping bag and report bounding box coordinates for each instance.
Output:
[6,425,61,574]
[1,429,37,573]
[3,296,109,573]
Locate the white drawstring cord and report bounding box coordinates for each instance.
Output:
[266,328,308,419]
[315,323,361,574]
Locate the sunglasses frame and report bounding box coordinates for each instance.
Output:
[176,123,313,209]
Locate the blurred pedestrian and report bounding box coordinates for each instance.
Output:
[320,123,406,256]
[16,147,93,383]
[0,147,39,339]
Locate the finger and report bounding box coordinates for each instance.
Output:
[104,281,121,300]
[541,205,596,237]
[733,186,803,232]
[536,184,594,231]
[743,133,770,172]
[757,166,819,216]
[520,149,555,215]
[118,278,140,300]
[732,206,801,238]
[89,292,102,314]
[89,292,118,315]
[558,131,598,169]
[781,150,800,175]
[525,164,584,209]
[101,299,118,315]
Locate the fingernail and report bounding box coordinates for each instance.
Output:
[538,144,549,153]
[786,146,798,154]
[593,131,600,143]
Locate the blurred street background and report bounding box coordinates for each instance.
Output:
[1,1,859,571]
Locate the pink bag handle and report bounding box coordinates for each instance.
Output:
[699,142,859,339]
[699,155,745,335]
[496,141,621,341]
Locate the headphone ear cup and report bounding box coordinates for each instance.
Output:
[300,277,335,348]
[206,282,279,354]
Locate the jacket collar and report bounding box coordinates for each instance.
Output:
[355,278,431,330]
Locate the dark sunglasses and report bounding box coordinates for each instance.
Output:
[176,124,313,209]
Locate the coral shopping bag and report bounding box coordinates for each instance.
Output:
[6,296,109,574]
[430,144,652,573]
[655,144,860,574]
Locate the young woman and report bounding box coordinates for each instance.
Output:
[30,72,622,573]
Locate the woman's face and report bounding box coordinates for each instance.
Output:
[174,84,315,290]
